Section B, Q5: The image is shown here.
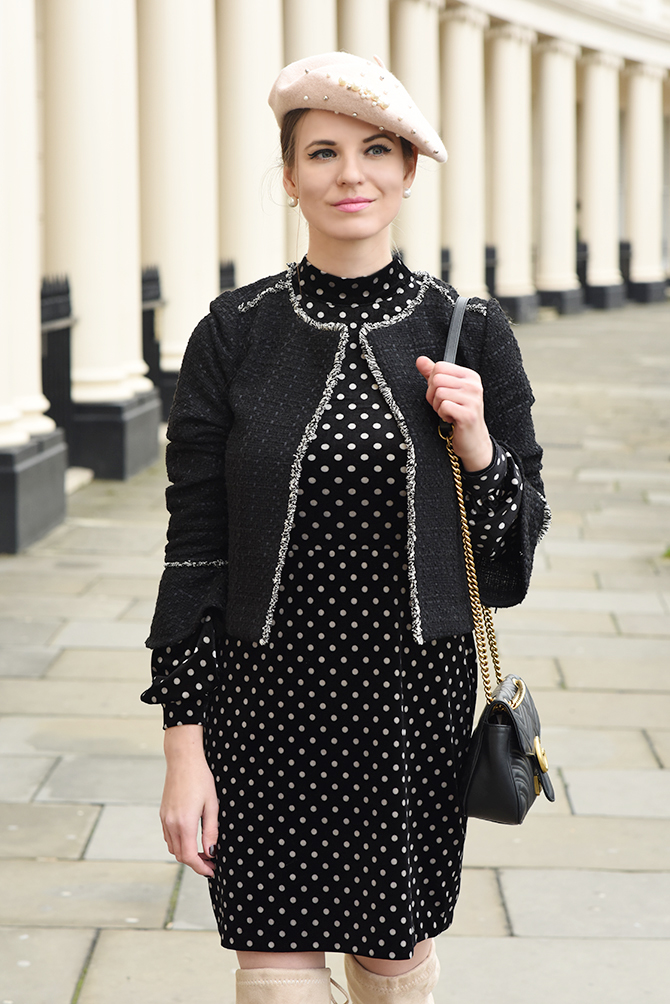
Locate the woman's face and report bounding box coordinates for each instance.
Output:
[283,110,417,247]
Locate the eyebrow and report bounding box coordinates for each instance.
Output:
[304,133,396,149]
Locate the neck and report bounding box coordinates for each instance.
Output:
[305,229,393,278]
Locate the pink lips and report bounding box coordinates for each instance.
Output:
[333,197,373,213]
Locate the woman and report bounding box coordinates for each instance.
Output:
[142,52,548,1004]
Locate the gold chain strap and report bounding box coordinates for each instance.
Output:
[439,427,504,703]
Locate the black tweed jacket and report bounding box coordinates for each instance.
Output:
[147,265,548,649]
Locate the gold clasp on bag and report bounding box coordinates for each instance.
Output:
[534,735,549,773]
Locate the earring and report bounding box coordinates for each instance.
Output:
[403,188,412,199]
[288,195,298,208]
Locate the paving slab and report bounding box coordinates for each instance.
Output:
[120,599,158,622]
[85,576,160,598]
[541,726,659,769]
[530,772,572,814]
[5,554,163,577]
[0,926,95,1004]
[543,539,664,559]
[521,589,664,613]
[615,613,670,636]
[647,730,670,767]
[447,868,508,937]
[39,524,166,556]
[559,657,670,692]
[499,868,670,939]
[0,679,156,717]
[172,867,217,930]
[499,631,670,664]
[0,618,60,646]
[0,716,162,756]
[535,691,670,729]
[0,860,177,928]
[562,768,670,818]
[0,647,58,678]
[46,648,149,681]
[432,937,668,1004]
[0,594,129,620]
[0,572,93,594]
[494,608,616,635]
[0,755,56,802]
[463,815,670,871]
[76,930,235,1004]
[495,656,561,688]
[85,805,172,861]
[0,803,99,859]
[48,619,149,649]
[35,755,165,805]
[525,570,599,589]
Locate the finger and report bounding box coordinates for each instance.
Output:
[415,355,435,381]
[201,805,219,862]
[160,817,175,856]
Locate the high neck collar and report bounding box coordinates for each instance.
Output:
[296,255,407,305]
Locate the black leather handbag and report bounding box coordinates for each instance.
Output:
[440,297,555,825]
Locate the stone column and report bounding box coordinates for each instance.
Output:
[43,0,159,479]
[390,0,443,276]
[440,3,489,297]
[0,0,66,551]
[534,39,583,314]
[284,0,337,63]
[217,0,285,287]
[624,62,667,302]
[486,23,538,322]
[137,0,219,414]
[338,0,391,65]
[282,0,338,264]
[578,52,625,308]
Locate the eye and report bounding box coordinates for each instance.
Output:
[308,148,336,160]
[366,143,392,156]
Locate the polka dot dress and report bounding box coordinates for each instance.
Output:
[143,257,523,959]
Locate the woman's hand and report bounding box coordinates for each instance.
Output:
[160,724,219,878]
[416,355,493,472]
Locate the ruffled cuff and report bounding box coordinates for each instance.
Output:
[140,614,219,729]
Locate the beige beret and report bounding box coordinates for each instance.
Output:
[268,51,447,163]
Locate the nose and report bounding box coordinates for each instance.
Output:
[337,150,364,187]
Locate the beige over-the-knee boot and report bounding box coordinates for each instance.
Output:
[344,941,440,1004]
[236,967,349,1003]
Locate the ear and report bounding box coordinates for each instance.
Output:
[283,164,298,199]
[403,146,418,189]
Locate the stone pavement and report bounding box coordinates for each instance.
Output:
[1,298,669,1004]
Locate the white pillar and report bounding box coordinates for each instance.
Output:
[390,0,443,276]
[579,52,624,305]
[486,23,537,321]
[217,0,285,287]
[534,39,582,312]
[0,0,53,439]
[624,62,667,298]
[43,0,150,402]
[440,3,488,297]
[338,0,390,65]
[284,0,337,64]
[282,0,338,264]
[137,0,219,375]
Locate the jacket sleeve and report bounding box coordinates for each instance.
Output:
[473,297,550,607]
[146,308,236,649]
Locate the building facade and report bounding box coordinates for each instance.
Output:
[1,0,669,550]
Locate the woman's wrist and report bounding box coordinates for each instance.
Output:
[163,723,205,761]
[458,434,494,473]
